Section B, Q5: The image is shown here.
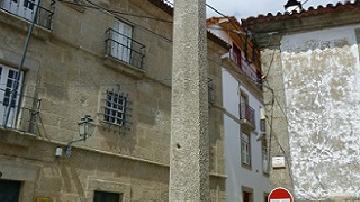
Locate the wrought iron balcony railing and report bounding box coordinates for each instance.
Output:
[0,88,41,134]
[105,28,146,70]
[240,103,255,127]
[230,48,262,86]
[0,0,55,30]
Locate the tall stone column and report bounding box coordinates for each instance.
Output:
[169,0,209,201]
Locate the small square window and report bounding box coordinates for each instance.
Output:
[103,90,128,126]
[93,190,123,202]
[260,119,266,132]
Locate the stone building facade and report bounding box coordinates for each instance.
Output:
[243,1,360,201]
[0,0,229,201]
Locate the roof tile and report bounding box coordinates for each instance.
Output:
[242,0,360,26]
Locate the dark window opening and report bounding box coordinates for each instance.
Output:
[0,179,21,202]
[264,193,269,202]
[93,190,123,202]
[242,190,253,202]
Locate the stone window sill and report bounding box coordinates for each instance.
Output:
[103,55,145,79]
[0,127,36,147]
[0,9,52,40]
[61,0,86,13]
[242,162,252,171]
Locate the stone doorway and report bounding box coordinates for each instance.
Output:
[0,179,21,202]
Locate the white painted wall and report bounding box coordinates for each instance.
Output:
[280,24,360,199]
[223,69,270,202]
[208,26,232,45]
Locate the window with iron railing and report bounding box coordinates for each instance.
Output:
[0,65,23,128]
[0,0,55,30]
[240,101,255,127]
[0,64,40,133]
[230,45,262,87]
[105,21,145,70]
[240,104,255,126]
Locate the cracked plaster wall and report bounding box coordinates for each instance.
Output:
[280,24,360,199]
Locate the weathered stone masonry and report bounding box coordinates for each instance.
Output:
[243,3,360,200]
[0,0,229,201]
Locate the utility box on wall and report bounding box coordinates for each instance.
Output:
[272,156,286,169]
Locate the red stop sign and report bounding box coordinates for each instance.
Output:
[268,187,293,202]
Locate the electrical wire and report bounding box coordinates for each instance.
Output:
[52,0,295,182]
[164,0,232,18]
[58,0,274,45]
[206,3,228,18]
[302,0,311,6]
[58,0,173,23]
[57,0,173,42]
[262,50,296,189]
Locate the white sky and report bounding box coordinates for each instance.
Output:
[207,0,342,19]
[168,0,343,19]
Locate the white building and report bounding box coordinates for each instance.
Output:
[242,1,360,198]
[208,17,271,202]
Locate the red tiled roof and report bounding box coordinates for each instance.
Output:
[242,0,360,26]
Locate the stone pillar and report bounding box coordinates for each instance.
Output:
[169,0,209,201]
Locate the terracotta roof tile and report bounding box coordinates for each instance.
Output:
[242,0,360,26]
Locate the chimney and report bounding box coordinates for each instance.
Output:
[284,0,302,12]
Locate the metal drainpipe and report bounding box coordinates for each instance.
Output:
[3,0,42,128]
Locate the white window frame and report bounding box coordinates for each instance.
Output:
[241,133,251,166]
[0,64,23,128]
[110,20,134,64]
[1,0,38,21]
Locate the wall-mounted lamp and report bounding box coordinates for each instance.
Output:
[55,115,94,158]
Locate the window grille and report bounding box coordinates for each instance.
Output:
[103,90,128,126]
[0,0,55,30]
